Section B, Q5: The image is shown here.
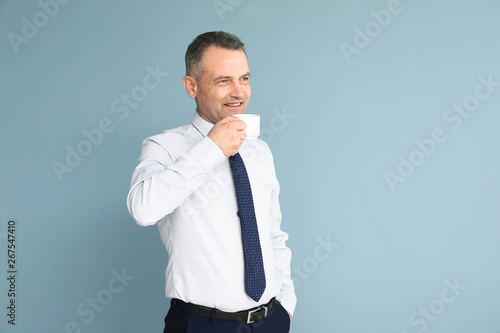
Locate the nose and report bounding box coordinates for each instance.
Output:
[229,81,244,98]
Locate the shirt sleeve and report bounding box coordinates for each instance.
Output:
[264,145,297,316]
[127,135,226,226]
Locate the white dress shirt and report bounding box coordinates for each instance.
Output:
[127,112,297,315]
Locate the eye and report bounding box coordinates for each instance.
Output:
[241,76,250,82]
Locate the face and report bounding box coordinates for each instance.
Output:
[184,46,251,124]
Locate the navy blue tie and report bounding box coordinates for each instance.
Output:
[229,152,266,302]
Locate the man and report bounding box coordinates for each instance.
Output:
[127,31,296,332]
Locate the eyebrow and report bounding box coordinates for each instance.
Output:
[213,75,232,82]
[212,72,251,82]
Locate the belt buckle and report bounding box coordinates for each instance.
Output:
[246,305,268,324]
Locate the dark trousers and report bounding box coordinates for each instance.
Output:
[163,298,291,333]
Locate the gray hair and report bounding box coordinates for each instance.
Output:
[185,31,246,81]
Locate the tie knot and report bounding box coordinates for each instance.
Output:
[229,152,242,162]
[229,153,245,176]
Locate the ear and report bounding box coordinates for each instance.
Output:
[182,76,197,99]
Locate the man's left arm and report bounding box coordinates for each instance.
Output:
[265,147,297,317]
[269,192,296,317]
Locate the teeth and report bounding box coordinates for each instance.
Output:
[226,103,241,106]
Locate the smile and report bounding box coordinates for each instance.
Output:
[224,102,243,107]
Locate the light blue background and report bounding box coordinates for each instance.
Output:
[1,0,500,332]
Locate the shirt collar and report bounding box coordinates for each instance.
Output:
[191,111,214,137]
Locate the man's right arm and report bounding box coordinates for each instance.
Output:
[127,135,225,226]
[127,116,246,226]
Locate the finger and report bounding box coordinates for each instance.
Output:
[233,132,245,144]
[231,119,246,131]
[236,119,247,131]
[219,116,246,130]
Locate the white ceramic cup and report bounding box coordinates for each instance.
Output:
[232,114,260,140]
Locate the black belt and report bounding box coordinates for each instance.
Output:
[172,298,275,324]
